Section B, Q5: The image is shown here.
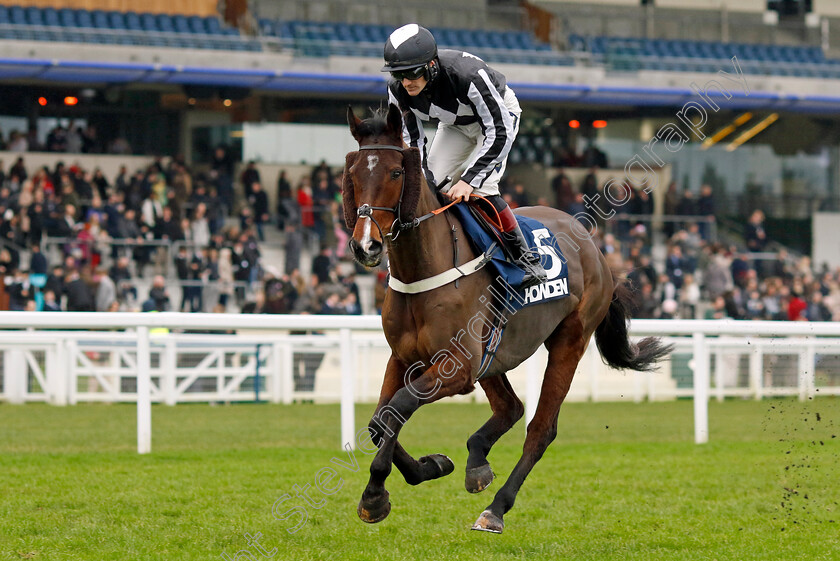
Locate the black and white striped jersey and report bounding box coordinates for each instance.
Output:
[387,49,516,189]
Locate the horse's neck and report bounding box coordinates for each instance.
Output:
[387,187,467,284]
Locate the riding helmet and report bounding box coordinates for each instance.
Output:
[382,24,438,72]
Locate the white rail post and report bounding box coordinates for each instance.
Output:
[46,343,68,406]
[162,339,177,406]
[4,349,25,404]
[136,326,152,454]
[714,347,725,403]
[749,344,763,400]
[798,339,817,402]
[525,353,540,429]
[67,339,78,405]
[340,328,355,450]
[692,332,709,444]
[806,343,817,400]
[280,341,294,405]
[798,345,808,402]
[269,342,282,404]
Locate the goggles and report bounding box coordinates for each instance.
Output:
[390,65,427,81]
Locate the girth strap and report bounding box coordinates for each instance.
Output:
[388,253,490,294]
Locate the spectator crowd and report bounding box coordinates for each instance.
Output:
[0,150,362,317]
[518,169,840,323]
[0,145,837,323]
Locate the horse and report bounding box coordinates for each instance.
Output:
[342,104,670,533]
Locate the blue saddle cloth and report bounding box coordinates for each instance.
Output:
[447,203,570,311]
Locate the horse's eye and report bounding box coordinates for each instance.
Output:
[391,169,403,180]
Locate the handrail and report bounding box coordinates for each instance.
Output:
[0,312,834,334]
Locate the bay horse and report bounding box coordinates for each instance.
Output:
[343,104,670,533]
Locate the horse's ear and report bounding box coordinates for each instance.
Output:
[341,152,359,229]
[386,103,403,140]
[400,147,423,223]
[347,105,363,142]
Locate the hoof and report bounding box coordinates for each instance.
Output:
[465,464,495,493]
[471,509,504,534]
[420,454,455,481]
[358,490,391,524]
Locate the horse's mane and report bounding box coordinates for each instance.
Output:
[355,107,390,138]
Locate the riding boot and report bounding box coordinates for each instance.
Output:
[501,223,548,289]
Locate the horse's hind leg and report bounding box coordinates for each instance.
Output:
[472,311,588,534]
[465,374,523,493]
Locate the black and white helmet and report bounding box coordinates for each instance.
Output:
[382,24,438,72]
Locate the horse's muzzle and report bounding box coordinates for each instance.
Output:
[349,237,382,267]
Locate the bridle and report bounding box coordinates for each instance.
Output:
[354,144,450,242]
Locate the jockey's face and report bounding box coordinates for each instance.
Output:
[401,75,428,96]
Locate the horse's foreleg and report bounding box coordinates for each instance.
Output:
[473,312,587,534]
[465,374,523,493]
[368,357,455,487]
[359,357,473,524]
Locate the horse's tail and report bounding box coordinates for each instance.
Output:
[594,279,673,372]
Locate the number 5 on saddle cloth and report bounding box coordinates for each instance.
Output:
[446,199,571,379]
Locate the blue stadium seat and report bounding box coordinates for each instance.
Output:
[460,29,479,47]
[173,15,191,34]
[74,9,93,28]
[474,31,494,48]
[123,12,141,31]
[42,7,59,27]
[204,17,222,35]
[140,13,158,32]
[58,8,75,27]
[107,11,125,29]
[567,34,586,51]
[189,15,206,35]
[157,14,175,33]
[9,6,26,25]
[25,6,43,26]
[334,22,353,42]
[91,9,109,28]
[480,30,499,49]
[0,6,8,24]
[258,17,274,36]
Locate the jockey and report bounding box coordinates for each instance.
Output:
[382,23,548,288]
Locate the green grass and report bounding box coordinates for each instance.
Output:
[1,399,838,561]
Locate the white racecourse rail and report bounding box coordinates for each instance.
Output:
[0,312,838,453]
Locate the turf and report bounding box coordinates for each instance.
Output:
[1,398,838,561]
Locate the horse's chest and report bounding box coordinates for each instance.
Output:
[383,302,463,364]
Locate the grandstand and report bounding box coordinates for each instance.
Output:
[0,0,835,322]
[3,3,840,559]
